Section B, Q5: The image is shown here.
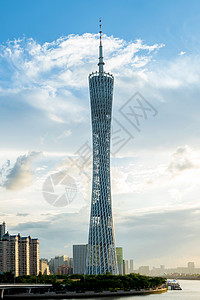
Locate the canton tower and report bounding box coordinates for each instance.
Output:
[86,20,118,275]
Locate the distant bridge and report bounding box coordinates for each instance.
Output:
[0,284,52,299]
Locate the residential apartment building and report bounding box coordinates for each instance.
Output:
[0,229,39,276]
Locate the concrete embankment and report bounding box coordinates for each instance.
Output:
[3,287,167,299]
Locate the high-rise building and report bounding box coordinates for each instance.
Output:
[86,20,118,275]
[40,259,50,275]
[123,260,126,275]
[125,260,129,275]
[116,247,123,275]
[73,244,87,274]
[0,231,39,276]
[130,259,134,273]
[18,235,30,276]
[29,238,40,276]
[0,232,19,276]
[0,222,6,240]
[188,262,195,274]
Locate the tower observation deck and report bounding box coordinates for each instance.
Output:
[86,20,118,275]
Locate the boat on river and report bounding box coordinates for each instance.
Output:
[167,279,182,290]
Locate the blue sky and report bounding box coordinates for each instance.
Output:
[1,0,200,55]
[1,0,200,269]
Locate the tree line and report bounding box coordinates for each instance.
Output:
[0,271,166,292]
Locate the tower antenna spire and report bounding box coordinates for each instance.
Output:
[99,17,102,45]
[98,17,104,73]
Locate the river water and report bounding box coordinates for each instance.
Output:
[97,280,200,300]
[53,280,200,300]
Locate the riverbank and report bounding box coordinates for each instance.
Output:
[3,287,167,299]
[165,275,200,280]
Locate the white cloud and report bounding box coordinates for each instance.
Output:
[0,34,163,125]
[56,129,72,141]
[167,145,195,176]
[48,113,65,124]
[1,151,42,190]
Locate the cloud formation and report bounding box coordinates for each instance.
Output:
[0,34,163,125]
[56,129,72,141]
[115,206,200,266]
[8,205,200,266]
[167,145,195,176]
[1,151,41,190]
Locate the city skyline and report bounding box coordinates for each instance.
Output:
[2,221,200,273]
[0,0,200,268]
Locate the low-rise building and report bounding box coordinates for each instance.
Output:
[49,255,70,274]
[57,264,73,275]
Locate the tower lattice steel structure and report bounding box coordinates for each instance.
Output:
[86,20,118,275]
